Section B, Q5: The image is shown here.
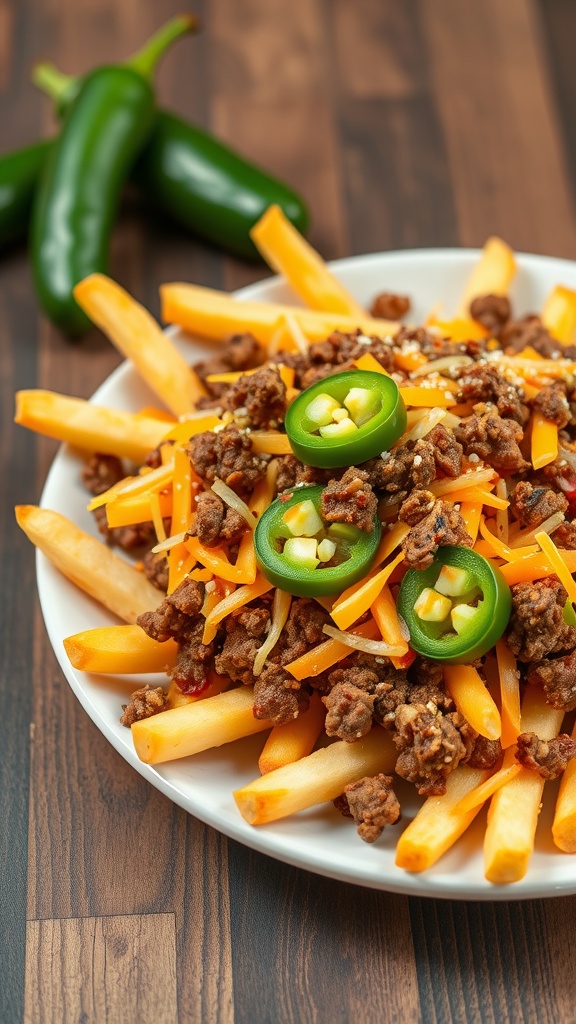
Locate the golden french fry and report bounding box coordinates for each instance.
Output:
[160,282,398,347]
[552,721,576,853]
[16,506,161,624]
[541,284,576,343]
[74,274,207,416]
[63,625,177,674]
[258,692,326,775]
[250,204,366,318]
[15,390,168,463]
[132,685,271,764]
[395,765,491,872]
[234,728,396,825]
[484,686,565,884]
[458,236,516,314]
[443,665,501,741]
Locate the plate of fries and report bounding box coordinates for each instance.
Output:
[19,221,576,898]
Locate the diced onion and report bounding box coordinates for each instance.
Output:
[410,355,473,378]
[322,624,406,657]
[211,478,256,529]
[253,589,292,676]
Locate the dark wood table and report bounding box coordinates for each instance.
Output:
[3,1,576,1021]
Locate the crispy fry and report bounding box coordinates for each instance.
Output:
[64,624,177,674]
[234,728,397,825]
[541,284,576,344]
[458,236,516,314]
[15,390,168,463]
[160,282,398,347]
[395,765,492,872]
[132,685,271,764]
[250,204,366,319]
[258,693,326,775]
[74,274,207,416]
[16,506,161,623]
[443,665,501,741]
[552,721,576,853]
[483,686,565,884]
[495,639,521,748]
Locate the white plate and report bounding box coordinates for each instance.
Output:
[38,248,576,900]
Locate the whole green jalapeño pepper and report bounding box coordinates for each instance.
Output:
[254,485,381,597]
[285,370,407,469]
[32,61,309,262]
[31,15,196,334]
[397,545,512,664]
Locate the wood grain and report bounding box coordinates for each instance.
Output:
[2,0,576,1022]
[24,914,177,1024]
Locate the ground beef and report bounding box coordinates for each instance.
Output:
[225,366,286,429]
[397,488,436,526]
[272,598,331,666]
[507,578,576,661]
[142,551,169,592]
[169,617,217,694]
[194,333,263,390]
[427,423,463,477]
[532,382,571,428]
[275,454,333,492]
[93,505,158,551]
[373,663,455,729]
[554,521,576,549]
[253,664,309,724]
[361,438,436,501]
[466,735,503,769]
[515,732,576,779]
[393,704,471,796]
[299,360,357,390]
[469,294,511,334]
[214,604,270,685]
[308,330,395,375]
[120,685,168,727]
[370,292,410,320]
[323,682,375,740]
[456,364,527,424]
[327,663,381,695]
[400,496,472,569]
[500,315,561,358]
[192,491,247,547]
[508,480,568,528]
[82,453,125,496]
[320,467,377,532]
[341,774,401,842]
[454,412,530,474]
[187,424,268,496]
[137,578,205,643]
[527,651,576,711]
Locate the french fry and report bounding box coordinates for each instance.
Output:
[395,765,492,872]
[74,274,207,416]
[443,665,501,741]
[495,639,521,748]
[15,390,168,463]
[234,728,397,825]
[540,284,576,344]
[552,721,576,853]
[484,686,565,884]
[132,685,271,764]
[258,693,326,775]
[64,624,177,674]
[458,236,516,315]
[160,282,399,347]
[250,204,366,319]
[16,506,161,623]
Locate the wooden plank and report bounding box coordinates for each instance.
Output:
[421,0,576,253]
[227,847,420,1024]
[24,914,177,1024]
